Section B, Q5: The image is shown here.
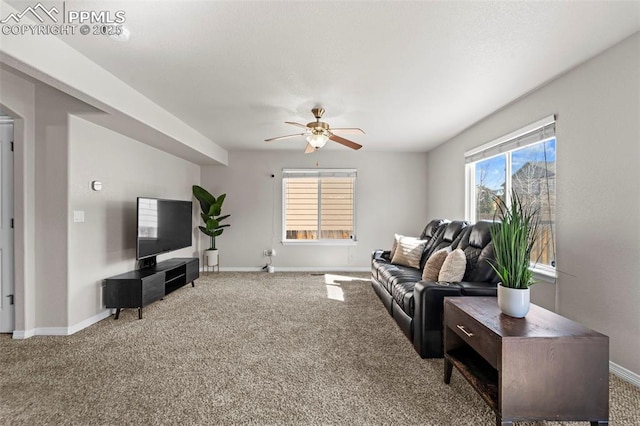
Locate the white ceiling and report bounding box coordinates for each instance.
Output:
[22,1,640,152]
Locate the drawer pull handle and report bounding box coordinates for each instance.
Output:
[456,324,474,337]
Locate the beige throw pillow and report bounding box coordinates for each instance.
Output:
[391,236,427,269]
[438,249,466,282]
[422,247,451,281]
[390,234,402,260]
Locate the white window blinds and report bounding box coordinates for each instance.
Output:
[465,115,556,163]
[282,169,356,242]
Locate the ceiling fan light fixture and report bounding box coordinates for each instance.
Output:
[306,133,329,148]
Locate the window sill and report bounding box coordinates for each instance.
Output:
[531,264,557,284]
[281,240,358,246]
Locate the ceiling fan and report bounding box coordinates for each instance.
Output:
[265,108,364,153]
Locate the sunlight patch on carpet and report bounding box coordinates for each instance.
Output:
[323,273,370,301]
[325,284,344,301]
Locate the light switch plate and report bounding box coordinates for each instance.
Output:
[73,210,85,223]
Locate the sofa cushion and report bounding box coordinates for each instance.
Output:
[422,247,450,281]
[419,219,447,240]
[423,221,469,260]
[391,236,427,268]
[420,221,449,269]
[392,281,416,316]
[438,248,466,282]
[378,263,422,293]
[453,221,499,283]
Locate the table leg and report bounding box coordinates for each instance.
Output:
[114,308,121,320]
[444,357,453,384]
[138,307,142,319]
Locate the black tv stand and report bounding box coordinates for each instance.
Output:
[138,256,157,269]
[104,257,199,319]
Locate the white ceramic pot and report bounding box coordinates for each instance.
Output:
[497,285,530,318]
[204,249,219,267]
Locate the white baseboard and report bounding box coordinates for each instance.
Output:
[12,309,112,339]
[12,328,35,339]
[610,361,640,388]
[214,266,371,272]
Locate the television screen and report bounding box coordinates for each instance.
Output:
[136,197,192,260]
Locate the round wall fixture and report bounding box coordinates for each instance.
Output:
[91,180,103,191]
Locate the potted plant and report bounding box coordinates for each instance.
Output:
[489,190,540,318]
[192,185,230,267]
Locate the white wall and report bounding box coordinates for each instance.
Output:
[200,150,429,269]
[68,116,200,327]
[425,33,640,375]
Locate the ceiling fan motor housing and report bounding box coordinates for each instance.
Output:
[307,120,330,134]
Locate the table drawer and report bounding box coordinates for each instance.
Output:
[446,301,499,369]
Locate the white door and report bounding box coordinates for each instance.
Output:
[0,120,14,333]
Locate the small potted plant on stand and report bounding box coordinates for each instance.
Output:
[490,190,540,318]
[193,185,230,269]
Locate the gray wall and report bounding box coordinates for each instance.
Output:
[0,67,36,333]
[425,33,640,375]
[200,150,429,269]
[34,85,72,327]
[68,115,200,327]
[1,66,201,332]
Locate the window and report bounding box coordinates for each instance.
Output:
[282,169,356,244]
[465,116,556,278]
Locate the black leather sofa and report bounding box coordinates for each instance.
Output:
[371,219,499,358]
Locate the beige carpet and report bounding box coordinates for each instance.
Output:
[1,272,638,425]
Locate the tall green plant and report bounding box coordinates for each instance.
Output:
[489,191,540,289]
[193,185,230,250]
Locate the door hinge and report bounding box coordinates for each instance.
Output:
[6,294,13,305]
[10,218,13,228]
[10,141,14,151]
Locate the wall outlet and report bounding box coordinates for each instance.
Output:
[263,249,276,257]
[270,249,276,257]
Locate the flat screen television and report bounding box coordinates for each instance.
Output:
[136,197,193,260]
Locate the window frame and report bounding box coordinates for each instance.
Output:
[464,116,557,282]
[281,168,357,246]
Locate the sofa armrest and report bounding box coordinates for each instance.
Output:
[414,281,463,331]
[412,280,497,358]
[457,281,498,297]
[372,250,391,261]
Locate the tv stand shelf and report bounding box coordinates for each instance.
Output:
[104,257,199,319]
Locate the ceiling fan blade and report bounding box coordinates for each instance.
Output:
[285,121,309,130]
[328,133,363,150]
[330,127,366,135]
[304,143,316,154]
[265,133,306,142]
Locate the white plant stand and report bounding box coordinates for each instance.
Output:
[203,250,219,274]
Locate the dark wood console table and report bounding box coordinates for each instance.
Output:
[104,257,199,319]
[443,297,609,426]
